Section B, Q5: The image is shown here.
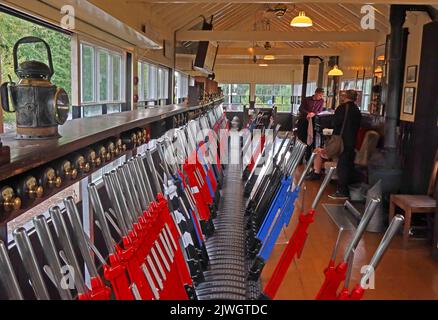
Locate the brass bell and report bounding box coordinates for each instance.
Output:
[1,187,22,212]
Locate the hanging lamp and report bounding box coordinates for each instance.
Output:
[264,55,276,61]
[328,65,344,76]
[290,11,313,27]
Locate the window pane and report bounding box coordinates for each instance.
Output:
[82,45,94,102]
[99,51,109,101]
[112,55,121,101]
[138,63,143,100]
[83,105,103,117]
[143,63,149,100]
[107,104,122,114]
[148,65,157,100]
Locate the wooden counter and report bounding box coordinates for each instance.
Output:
[0,100,222,182]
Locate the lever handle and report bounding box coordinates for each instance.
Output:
[343,198,380,262]
[360,215,404,287]
[311,167,336,210]
[13,37,54,80]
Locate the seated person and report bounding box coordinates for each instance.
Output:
[306,147,329,181]
[305,90,362,200]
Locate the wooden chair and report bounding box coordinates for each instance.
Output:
[389,150,438,247]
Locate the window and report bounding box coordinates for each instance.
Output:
[291,82,317,113]
[0,11,71,132]
[80,42,125,117]
[255,84,292,113]
[341,78,373,111]
[219,83,250,112]
[138,60,170,106]
[175,71,189,103]
[81,45,94,103]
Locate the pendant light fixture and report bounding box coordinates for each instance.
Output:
[264,55,275,61]
[290,11,313,28]
[264,55,276,61]
[328,65,344,76]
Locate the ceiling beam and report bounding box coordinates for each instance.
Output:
[176,47,342,56]
[218,47,342,56]
[215,58,316,65]
[176,30,380,42]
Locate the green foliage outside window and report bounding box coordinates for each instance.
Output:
[0,12,71,130]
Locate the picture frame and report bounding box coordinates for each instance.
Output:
[403,87,416,115]
[406,65,418,83]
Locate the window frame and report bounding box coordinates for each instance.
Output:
[255,84,293,113]
[80,41,125,106]
[340,78,373,112]
[175,70,189,103]
[138,60,170,105]
[219,83,250,112]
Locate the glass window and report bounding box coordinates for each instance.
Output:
[218,83,250,112]
[149,64,157,100]
[112,54,121,101]
[175,71,189,102]
[80,42,125,117]
[98,51,109,101]
[255,84,292,112]
[138,61,170,104]
[340,78,373,111]
[81,45,94,103]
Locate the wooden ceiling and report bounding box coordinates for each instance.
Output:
[142,1,390,50]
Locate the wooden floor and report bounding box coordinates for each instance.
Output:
[260,169,438,300]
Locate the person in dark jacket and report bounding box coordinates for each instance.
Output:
[297,88,325,159]
[329,90,362,199]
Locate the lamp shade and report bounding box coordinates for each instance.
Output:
[290,11,313,27]
[264,55,276,61]
[328,65,344,76]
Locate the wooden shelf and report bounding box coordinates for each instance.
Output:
[0,100,222,182]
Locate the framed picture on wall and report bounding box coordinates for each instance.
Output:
[406,65,418,83]
[403,87,416,115]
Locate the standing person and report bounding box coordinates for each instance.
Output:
[328,90,362,200]
[297,88,325,159]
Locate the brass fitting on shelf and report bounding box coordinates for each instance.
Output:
[86,150,101,168]
[98,146,111,162]
[24,176,44,199]
[76,155,91,173]
[44,168,62,188]
[1,187,22,212]
[131,133,138,146]
[106,141,116,158]
[137,130,146,145]
[62,161,78,180]
[116,138,127,154]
